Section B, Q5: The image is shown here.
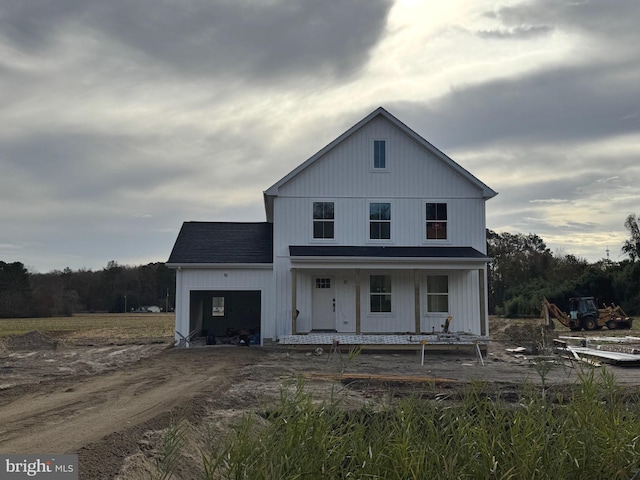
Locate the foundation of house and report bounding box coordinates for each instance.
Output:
[277,333,488,354]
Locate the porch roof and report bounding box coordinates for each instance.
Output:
[290,245,488,260]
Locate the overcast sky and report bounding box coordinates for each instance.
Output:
[1,0,639,273]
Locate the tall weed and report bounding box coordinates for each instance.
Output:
[200,372,640,480]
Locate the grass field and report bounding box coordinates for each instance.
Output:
[0,313,175,340]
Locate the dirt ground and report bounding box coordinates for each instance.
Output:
[1,318,639,479]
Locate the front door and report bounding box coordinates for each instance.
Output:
[312,276,336,331]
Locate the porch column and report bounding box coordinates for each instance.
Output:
[355,269,361,334]
[478,268,487,336]
[414,269,421,333]
[291,268,297,334]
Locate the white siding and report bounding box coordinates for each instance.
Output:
[271,117,488,254]
[269,116,491,337]
[276,117,484,200]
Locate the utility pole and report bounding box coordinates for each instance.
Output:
[166,288,169,313]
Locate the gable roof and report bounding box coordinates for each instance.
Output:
[167,222,273,266]
[263,106,497,220]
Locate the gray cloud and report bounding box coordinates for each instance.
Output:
[476,25,553,40]
[0,0,393,81]
[394,59,640,150]
[492,0,640,58]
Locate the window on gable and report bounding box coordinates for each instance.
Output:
[369,202,391,240]
[370,275,391,313]
[313,202,334,239]
[427,275,449,313]
[373,140,386,169]
[426,203,447,240]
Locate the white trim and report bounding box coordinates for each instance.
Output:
[368,273,393,315]
[423,200,450,244]
[310,199,337,242]
[367,199,393,243]
[371,137,389,172]
[425,273,450,315]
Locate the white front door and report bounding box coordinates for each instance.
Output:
[312,276,336,331]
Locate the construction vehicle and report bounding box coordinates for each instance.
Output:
[541,297,633,331]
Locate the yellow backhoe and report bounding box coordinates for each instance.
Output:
[541,297,633,331]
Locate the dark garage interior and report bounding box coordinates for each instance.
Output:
[189,290,261,342]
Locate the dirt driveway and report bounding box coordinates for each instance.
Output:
[2,323,640,479]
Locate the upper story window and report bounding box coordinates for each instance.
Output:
[427,275,449,313]
[369,202,391,240]
[313,202,334,239]
[370,274,392,313]
[426,203,447,240]
[373,140,386,169]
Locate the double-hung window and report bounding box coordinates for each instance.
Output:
[426,203,447,240]
[313,202,334,239]
[373,140,386,169]
[427,275,449,313]
[370,275,391,313]
[369,202,391,240]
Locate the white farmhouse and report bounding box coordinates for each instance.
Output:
[167,107,497,347]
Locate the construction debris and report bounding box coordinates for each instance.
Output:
[553,336,640,367]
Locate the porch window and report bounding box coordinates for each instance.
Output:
[313,202,334,239]
[427,275,449,312]
[373,140,386,169]
[426,203,447,240]
[370,202,391,240]
[370,275,391,313]
[212,296,225,316]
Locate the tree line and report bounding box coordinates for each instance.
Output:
[0,261,175,317]
[488,214,640,317]
[1,214,639,318]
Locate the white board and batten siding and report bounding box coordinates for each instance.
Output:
[268,114,491,337]
[272,116,489,254]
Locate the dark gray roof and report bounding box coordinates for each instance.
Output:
[168,222,273,264]
[289,245,488,260]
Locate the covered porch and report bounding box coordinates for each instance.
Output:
[287,245,490,339]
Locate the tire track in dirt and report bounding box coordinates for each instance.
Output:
[0,347,264,455]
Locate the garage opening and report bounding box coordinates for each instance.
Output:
[190,290,261,345]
